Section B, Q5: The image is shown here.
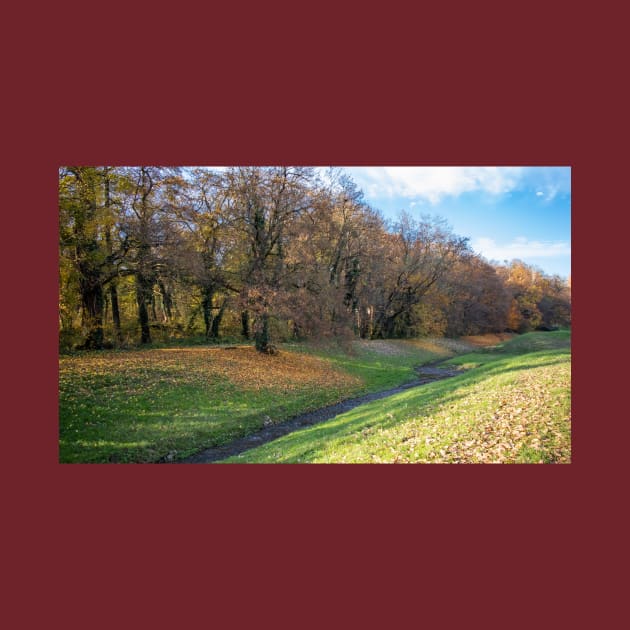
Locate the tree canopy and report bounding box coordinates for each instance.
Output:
[59,166,571,351]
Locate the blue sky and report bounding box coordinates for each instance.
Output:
[338,166,571,279]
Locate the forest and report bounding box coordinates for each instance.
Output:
[59,166,571,352]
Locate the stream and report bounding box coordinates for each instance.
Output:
[170,362,464,464]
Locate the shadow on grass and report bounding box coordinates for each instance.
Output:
[60,334,570,463]
[222,349,571,463]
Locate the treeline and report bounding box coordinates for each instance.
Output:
[59,166,571,351]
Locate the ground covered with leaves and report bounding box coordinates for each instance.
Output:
[59,338,465,463]
[225,331,571,464]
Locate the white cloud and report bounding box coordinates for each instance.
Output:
[340,167,524,203]
[472,236,571,262]
[339,166,570,204]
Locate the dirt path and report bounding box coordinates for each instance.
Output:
[172,361,464,464]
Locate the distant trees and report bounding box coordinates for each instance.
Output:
[59,167,571,351]
[441,254,511,336]
[369,214,470,338]
[496,260,571,333]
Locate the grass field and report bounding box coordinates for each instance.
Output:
[59,337,471,463]
[224,331,571,464]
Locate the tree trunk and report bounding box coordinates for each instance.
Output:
[110,282,122,342]
[136,274,152,344]
[210,301,226,338]
[255,312,275,354]
[202,288,214,340]
[292,320,302,340]
[159,280,173,321]
[241,310,251,340]
[79,279,104,349]
[103,167,122,344]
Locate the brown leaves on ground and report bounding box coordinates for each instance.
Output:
[59,346,361,395]
[352,336,484,358]
[459,333,515,347]
[420,364,571,463]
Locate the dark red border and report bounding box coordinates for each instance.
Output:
[6,1,620,627]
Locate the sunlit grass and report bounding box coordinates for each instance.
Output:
[225,331,571,464]
[60,333,568,464]
[286,337,471,391]
[59,337,471,463]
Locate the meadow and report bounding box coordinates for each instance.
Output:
[59,332,570,464]
[59,336,472,463]
[224,331,571,464]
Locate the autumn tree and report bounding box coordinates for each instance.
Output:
[172,168,236,340]
[282,169,385,339]
[59,166,570,351]
[225,167,313,352]
[535,274,571,329]
[59,167,128,349]
[370,214,469,338]
[494,260,570,332]
[442,254,510,336]
[117,167,183,344]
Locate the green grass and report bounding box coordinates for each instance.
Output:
[59,337,469,463]
[224,331,571,464]
[286,337,472,391]
[60,377,319,463]
[59,332,570,464]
